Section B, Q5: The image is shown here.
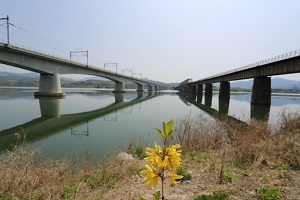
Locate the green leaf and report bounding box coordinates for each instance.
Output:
[167,130,174,139]
[165,120,174,138]
[162,122,167,137]
[153,191,161,200]
[155,128,164,140]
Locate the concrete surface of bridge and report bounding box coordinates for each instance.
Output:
[0,43,165,97]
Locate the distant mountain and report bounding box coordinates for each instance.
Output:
[271,78,300,89]
[167,83,179,87]
[229,80,253,89]
[0,72,39,78]
[0,71,174,88]
[1,72,299,89]
[82,76,107,81]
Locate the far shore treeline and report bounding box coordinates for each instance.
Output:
[1,72,300,93]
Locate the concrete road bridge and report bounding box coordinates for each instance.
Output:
[0,43,165,97]
[177,49,300,106]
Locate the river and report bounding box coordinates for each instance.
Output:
[1,87,300,163]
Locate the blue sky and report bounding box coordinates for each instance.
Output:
[1,0,300,83]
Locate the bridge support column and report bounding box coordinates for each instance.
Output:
[251,104,270,121]
[205,83,212,97]
[197,85,203,96]
[219,81,230,99]
[205,83,213,107]
[251,76,271,105]
[137,84,144,92]
[197,85,203,103]
[113,81,125,93]
[34,73,65,97]
[148,85,153,91]
[219,98,230,115]
[191,85,196,94]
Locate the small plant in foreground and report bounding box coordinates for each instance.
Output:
[259,186,283,200]
[140,120,183,200]
[241,170,249,177]
[193,190,231,200]
[221,172,237,183]
[176,166,192,181]
[134,145,146,159]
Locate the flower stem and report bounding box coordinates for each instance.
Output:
[161,177,164,200]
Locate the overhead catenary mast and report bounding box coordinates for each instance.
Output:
[0,15,9,45]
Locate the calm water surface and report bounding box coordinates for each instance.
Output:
[1,87,300,163]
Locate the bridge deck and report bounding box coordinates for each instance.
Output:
[190,49,300,85]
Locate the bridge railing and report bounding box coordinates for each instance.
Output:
[1,41,94,66]
[195,49,300,82]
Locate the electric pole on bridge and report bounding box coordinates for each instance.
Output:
[104,62,118,74]
[70,50,89,66]
[0,15,9,45]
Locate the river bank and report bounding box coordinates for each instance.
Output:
[1,112,300,199]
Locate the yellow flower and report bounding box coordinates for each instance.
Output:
[140,165,159,189]
[155,155,168,169]
[165,144,182,170]
[144,143,164,167]
[168,169,183,185]
[145,142,163,157]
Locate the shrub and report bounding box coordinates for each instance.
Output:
[133,145,146,159]
[176,166,192,181]
[259,186,283,200]
[193,191,231,200]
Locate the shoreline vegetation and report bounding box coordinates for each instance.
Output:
[2,74,300,94]
[1,110,300,199]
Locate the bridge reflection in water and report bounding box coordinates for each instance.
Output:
[178,92,270,123]
[0,92,160,152]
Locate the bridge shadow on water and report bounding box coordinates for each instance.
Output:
[0,91,160,152]
[178,92,271,124]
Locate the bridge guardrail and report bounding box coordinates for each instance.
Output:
[195,49,300,82]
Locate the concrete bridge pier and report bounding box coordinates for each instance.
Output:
[205,83,213,107]
[197,85,203,103]
[197,94,203,103]
[197,85,203,96]
[205,83,212,97]
[251,104,270,121]
[148,85,153,91]
[137,84,144,92]
[219,98,230,115]
[251,76,271,105]
[113,81,125,93]
[219,81,230,99]
[34,73,65,97]
[191,85,196,94]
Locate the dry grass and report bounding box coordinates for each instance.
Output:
[172,111,300,170]
[0,139,141,200]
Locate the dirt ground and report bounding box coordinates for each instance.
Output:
[101,159,300,200]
